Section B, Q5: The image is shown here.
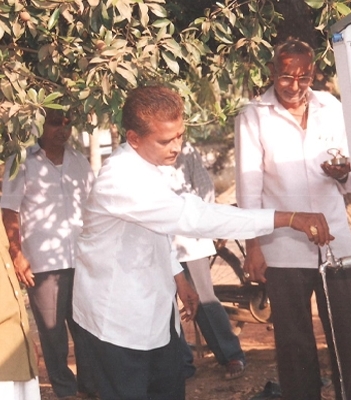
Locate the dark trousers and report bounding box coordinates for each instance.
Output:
[182,262,245,365]
[82,312,185,400]
[266,267,351,400]
[27,269,96,398]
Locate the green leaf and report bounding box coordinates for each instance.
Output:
[336,3,351,16]
[152,18,170,28]
[304,0,324,9]
[42,103,63,110]
[161,51,179,74]
[42,92,63,104]
[116,0,132,22]
[38,44,51,62]
[83,96,98,113]
[48,8,60,30]
[0,79,15,102]
[101,48,121,57]
[139,2,149,27]
[0,23,5,40]
[116,66,137,86]
[78,88,91,100]
[148,4,168,18]
[38,88,45,103]
[12,18,24,39]
[27,88,38,104]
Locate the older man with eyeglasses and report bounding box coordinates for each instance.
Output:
[235,39,351,400]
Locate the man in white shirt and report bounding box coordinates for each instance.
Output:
[72,84,333,400]
[1,109,96,400]
[235,39,351,400]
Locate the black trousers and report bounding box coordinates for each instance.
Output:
[82,310,185,400]
[27,269,96,398]
[266,267,351,400]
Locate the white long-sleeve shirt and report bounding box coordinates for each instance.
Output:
[1,143,94,273]
[159,141,217,262]
[73,142,275,351]
[235,86,351,268]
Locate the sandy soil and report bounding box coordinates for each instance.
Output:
[32,304,336,400]
[30,185,343,400]
[29,243,337,400]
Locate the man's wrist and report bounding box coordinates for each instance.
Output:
[336,173,349,183]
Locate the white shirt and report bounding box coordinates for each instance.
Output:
[159,142,217,262]
[235,87,351,267]
[1,143,94,273]
[73,142,275,351]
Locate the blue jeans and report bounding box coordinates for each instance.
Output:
[182,260,245,365]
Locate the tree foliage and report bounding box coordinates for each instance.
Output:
[0,0,350,166]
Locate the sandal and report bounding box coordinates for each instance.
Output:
[224,359,246,380]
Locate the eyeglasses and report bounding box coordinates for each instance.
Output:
[277,75,312,87]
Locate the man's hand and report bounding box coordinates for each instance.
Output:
[174,272,199,322]
[244,238,267,283]
[13,251,35,287]
[321,161,350,183]
[2,208,35,287]
[275,211,334,246]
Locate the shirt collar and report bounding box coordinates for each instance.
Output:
[28,142,42,155]
[258,86,326,110]
[27,142,70,158]
[123,141,162,173]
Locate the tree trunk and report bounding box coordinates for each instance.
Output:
[89,130,101,176]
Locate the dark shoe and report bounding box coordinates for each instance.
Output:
[77,392,100,399]
[183,363,196,379]
[250,381,282,399]
[224,359,245,380]
[58,397,77,400]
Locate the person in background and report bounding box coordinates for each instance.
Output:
[0,216,41,400]
[160,141,246,380]
[1,109,96,400]
[71,84,333,400]
[235,39,351,400]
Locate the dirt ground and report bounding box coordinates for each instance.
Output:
[30,300,336,400]
[29,248,337,400]
[29,185,341,400]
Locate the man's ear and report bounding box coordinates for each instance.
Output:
[126,130,140,150]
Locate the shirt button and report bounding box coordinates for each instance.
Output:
[14,290,19,297]
[5,263,10,269]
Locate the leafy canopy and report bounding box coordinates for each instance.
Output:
[0,0,350,168]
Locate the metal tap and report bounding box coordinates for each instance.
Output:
[320,244,351,273]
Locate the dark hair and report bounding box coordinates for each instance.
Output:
[272,39,315,69]
[122,85,184,136]
[44,108,71,126]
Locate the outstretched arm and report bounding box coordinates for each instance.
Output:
[245,211,334,283]
[274,211,334,246]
